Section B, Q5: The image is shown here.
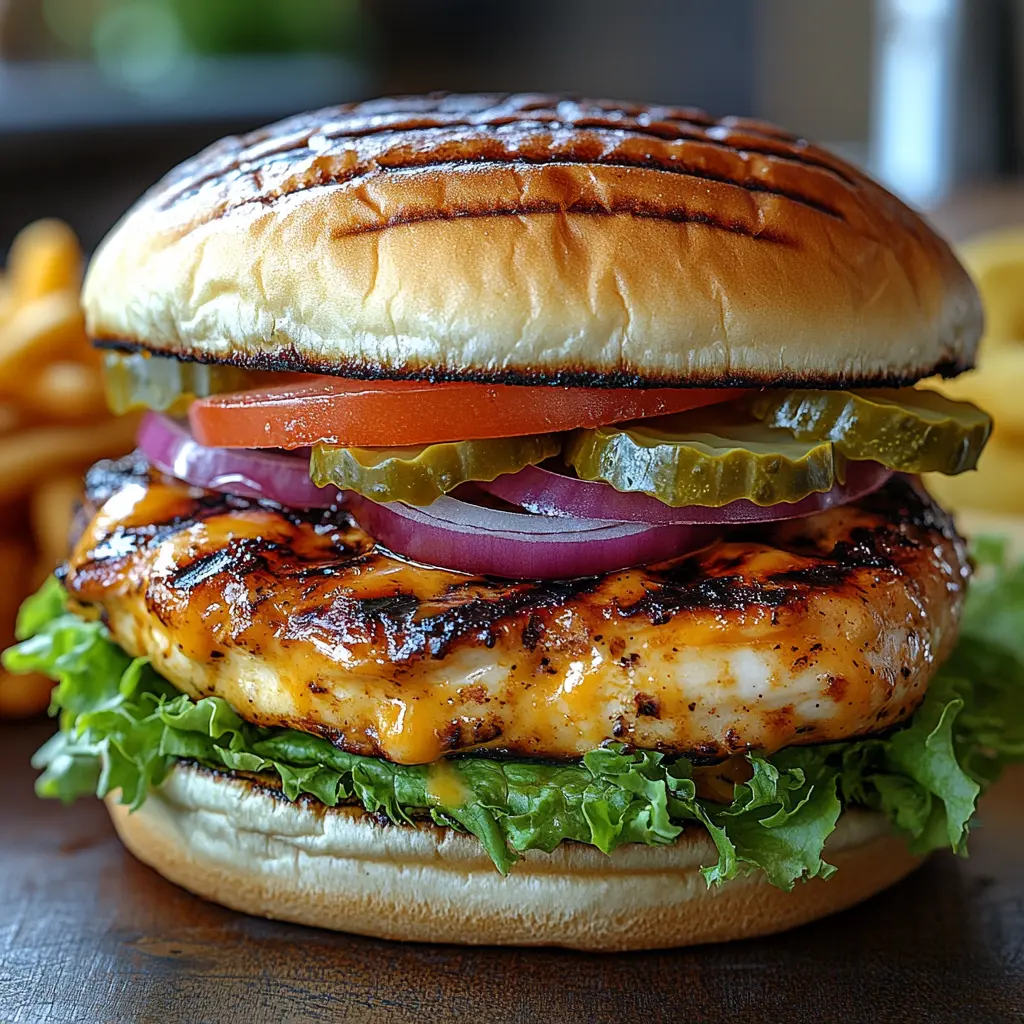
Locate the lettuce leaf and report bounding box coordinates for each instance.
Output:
[6,547,1024,888]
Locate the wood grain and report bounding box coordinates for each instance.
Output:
[2,719,1023,1024]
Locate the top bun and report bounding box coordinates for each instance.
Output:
[83,93,981,387]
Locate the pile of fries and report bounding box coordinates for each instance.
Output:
[0,221,138,718]
[927,227,1024,520]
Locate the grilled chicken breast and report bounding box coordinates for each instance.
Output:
[64,457,969,765]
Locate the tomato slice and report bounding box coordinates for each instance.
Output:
[189,377,753,449]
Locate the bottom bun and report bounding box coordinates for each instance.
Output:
[107,763,922,951]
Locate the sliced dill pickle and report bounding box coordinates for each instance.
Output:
[750,388,992,475]
[102,351,267,416]
[564,409,838,507]
[310,434,562,506]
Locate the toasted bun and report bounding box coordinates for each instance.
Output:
[107,764,921,950]
[83,94,980,388]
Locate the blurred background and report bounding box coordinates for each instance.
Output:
[2,0,1024,716]
[1,0,1024,250]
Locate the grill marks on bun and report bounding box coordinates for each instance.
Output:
[157,95,866,239]
[83,92,982,388]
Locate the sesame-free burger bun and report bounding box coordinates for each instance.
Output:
[107,763,922,951]
[83,94,981,389]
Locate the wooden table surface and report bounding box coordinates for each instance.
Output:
[2,718,1023,1024]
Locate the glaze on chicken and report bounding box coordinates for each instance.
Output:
[64,456,969,765]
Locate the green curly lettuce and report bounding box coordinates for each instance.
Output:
[5,542,1024,888]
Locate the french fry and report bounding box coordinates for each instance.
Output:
[0,401,20,434]
[31,473,85,573]
[21,361,109,422]
[0,671,53,718]
[0,533,54,715]
[7,218,83,307]
[0,417,139,501]
[959,227,1024,345]
[0,539,32,636]
[927,227,1024,515]
[939,349,1024,443]
[0,291,88,395]
[0,496,29,538]
[926,436,1024,515]
[0,545,34,715]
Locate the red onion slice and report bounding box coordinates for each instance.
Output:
[348,495,716,579]
[137,412,344,508]
[478,461,893,525]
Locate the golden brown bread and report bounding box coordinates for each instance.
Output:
[107,763,922,950]
[83,94,981,387]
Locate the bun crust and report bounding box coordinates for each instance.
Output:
[107,764,922,951]
[83,94,980,388]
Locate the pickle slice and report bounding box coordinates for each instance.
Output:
[750,388,992,475]
[564,408,838,507]
[311,434,562,506]
[102,351,270,416]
